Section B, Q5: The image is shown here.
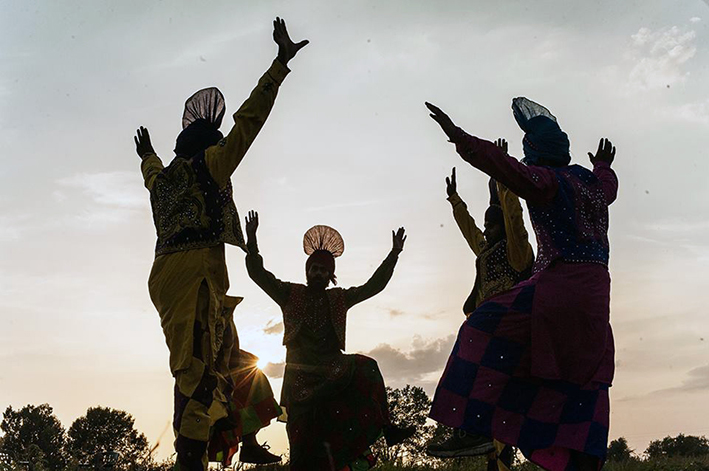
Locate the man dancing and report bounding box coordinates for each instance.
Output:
[428,142,534,468]
[134,18,308,470]
[426,98,618,471]
[244,211,414,471]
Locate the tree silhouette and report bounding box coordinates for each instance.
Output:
[372,385,454,466]
[607,437,635,462]
[645,434,709,459]
[0,404,67,471]
[66,406,151,470]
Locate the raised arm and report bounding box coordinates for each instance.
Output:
[343,228,406,308]
[497,182,535,272]
[244,211,291,307]
[134,126,164,190]
[445,167,485,255]
[426,102,558,205]
[588,138,619,205]
[205,18,308,187]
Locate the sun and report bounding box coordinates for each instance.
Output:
[256,356,269,370]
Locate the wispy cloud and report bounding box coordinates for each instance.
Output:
[646,364,709,397]
[627,24,697,91]
[57,171,146,209]
[52,171,149,229]
[669,99,709,126]
[263,361,285,378]
[263,320,284,335]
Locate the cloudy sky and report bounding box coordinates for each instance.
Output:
[1,0,709,460]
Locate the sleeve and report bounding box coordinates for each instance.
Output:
[140,153,164,191]
[245,246,291,307]
[343,250,400,308]
[205,59,291,187]
[497,182,535,272]
[592,161,619,206]
[451,129,559,205]
[447,192,486,256]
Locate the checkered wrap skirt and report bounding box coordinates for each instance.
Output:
[285,354,389,471]
[430,263,613,471]
[172,288,280,471]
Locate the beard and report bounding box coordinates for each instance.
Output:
[306,275,328,290]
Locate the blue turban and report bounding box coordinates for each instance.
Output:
[512,97,570,166]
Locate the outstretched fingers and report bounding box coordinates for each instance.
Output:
[295,39,310,51]
[134,126,153,157]
[590,137,616,165]
[425,101,443,115]
[446,167,456,186]
[392,227,407,251]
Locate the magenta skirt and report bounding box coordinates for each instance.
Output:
[430,261,614,470]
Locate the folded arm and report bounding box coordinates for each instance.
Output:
[343,250,401,308]
[497,182,534,272]
[447,193,485,255]
[205,60,290,187]
[245,250,291,308]
[140,153,164,191]
[135,126,163,191]
[452,130,558,205]
[244,211,290,306]
[593,161,619,206]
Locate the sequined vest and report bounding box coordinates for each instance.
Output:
[463,239,531,314]
[529,165,610,273]
[149,152,244,255]
[282,284,348,350]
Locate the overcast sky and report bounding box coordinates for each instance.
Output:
[1,0,709,460]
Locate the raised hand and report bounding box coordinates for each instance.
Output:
[495,138,508,154]
[392,227,407,252]
[134,126,155,159]
[588,138,616,166]
[245,210,259,239]
[445,167,457,197]
[488,177,501,206]
[425,102,458,142]
[273,17,309,67]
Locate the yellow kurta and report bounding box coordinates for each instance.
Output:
[447,182,534,308]
[141,59,289,375]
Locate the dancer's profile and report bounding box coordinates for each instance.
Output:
[425,98,618,471]
[427,144,534,467]
[243,211,415,471]
[134,17,308,469]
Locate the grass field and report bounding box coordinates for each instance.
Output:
[235,455,709,471]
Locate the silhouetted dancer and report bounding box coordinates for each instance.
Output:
[425,98,618,471]
[427,145,533,470]
[134,17,308,469]
[243,211,415,471]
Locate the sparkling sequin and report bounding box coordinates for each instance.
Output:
[283,285,348,350]
[149,152,244,255]
[468,239,530,309]
[528,165,610,273]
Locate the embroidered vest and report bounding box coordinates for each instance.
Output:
[528,165,610,273]
[282,284,348,350]
[149,152,244,255]
[463,239,531,314]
